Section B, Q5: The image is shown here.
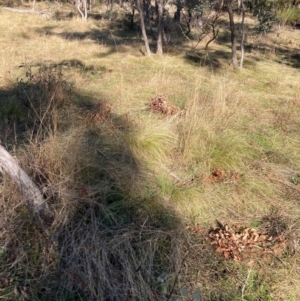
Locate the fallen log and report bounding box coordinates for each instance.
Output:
[0,145,53,225]
[3,7,35,13]
[3,0,36,13]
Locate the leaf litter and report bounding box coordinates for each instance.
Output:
[206,168,241,183]
[148,95,186,117]
[186,221,287,264]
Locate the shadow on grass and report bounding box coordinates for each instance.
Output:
[0,62,276,301]
[35,24,151,57]
[183,48,256,70]
[0,63,186,301]
[183,48,230,69]
[23,59,113,77]
[52,10,103,21]
[31,11,257,70]
[244,41,300,69]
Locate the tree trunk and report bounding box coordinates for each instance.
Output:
[156,0,164,55]
[0,145,53,225]
[174,7,181,22]
[144,0,150,23]
[89,0,93,10]
[108,0,113,21]
[76,0,87,21]
[240,0,245,69]
[84,0,87,21]
[137,0,152,56]
[186,10,192,35]
[227,0,238,69]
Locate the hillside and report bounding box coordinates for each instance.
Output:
[0,3,300,300]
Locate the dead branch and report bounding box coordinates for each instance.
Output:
[3,7,35,12]
[0,145,53,225]
[3,0,37,14]
[3,7,52,19]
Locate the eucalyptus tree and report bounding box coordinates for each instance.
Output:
[227,0,300,68]
[156,0,165,54]
[240,0,246,68]
[226,0,238,68]
[250,0,300,34]
[76,0,88,21]
[136,0,152,56]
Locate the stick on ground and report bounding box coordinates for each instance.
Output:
[0,144,53,225]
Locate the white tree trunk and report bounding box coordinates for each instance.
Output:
[0,145,53,223]
[156,0,164,55]
[136,0,151,56]
[76,0,88,22]
[4,0,36,12]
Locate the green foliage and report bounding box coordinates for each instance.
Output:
[291,174,300,185]
[252,0,300,32]
[276,5,300,26]
[187,0,214,15]
[241,270,274,301]
[252,0,276,33]
[170,0,219,20]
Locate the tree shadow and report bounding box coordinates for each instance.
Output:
[0,64,184,300]
[35,24,150,57]
[25,59,113,76]
[183,47,256,71]
[28,4,300,71]
[274,46,300,69]
[30,8,249,70]
[52,10,103,21]
[241,39,300,69]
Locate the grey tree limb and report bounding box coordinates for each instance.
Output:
[156,0,164,55]
[3,7,35,12]
[0,145,53,224]
[75,0,87,22]
[136,0,151,56]
[3,0,36,13]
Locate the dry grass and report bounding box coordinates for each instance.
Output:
[1,5,300,301]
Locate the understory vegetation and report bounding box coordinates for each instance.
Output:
[0,2,300,301]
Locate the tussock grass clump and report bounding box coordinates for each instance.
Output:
[124,115,178,172]
[0,65,74,146]
[178,81,252,174]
